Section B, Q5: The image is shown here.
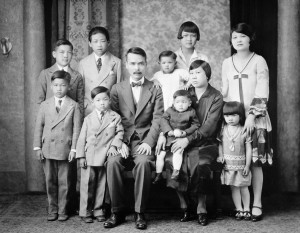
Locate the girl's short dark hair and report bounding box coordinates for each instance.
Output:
[173,89,191,100]
[53,39,73,51]
[223,101,246,125]
[158,50,177,61]
[231,23,256,51]
[88,26,110,42]
[177,21,200,41]
[91,86,110,99]
[51,70,71,84]
[126,47,147,61]
[189,60,212,81]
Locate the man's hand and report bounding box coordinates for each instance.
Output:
[107,146,119,157]
[118,142,129,159]
[171,137,189,153]
[137,143,152,155]
[79,158,87,169]
[68,151,76,162]
[36,149,44,162]
[155,134,166,155]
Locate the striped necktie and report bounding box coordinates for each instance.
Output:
[56,100,62,113]
[97,58,102,72]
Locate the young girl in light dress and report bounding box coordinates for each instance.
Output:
[152,50,190,110]
[217,101,252,221]
[221,23,272,221]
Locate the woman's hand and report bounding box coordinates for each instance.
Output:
[217,156,224,163]
[171,137,189,153]
[243,114,256,136]
[243,165,250,176]
[155,134,166,155]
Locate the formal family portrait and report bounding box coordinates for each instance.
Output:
[0,0,299,232]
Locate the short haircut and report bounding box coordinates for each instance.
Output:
[91,86,110,99]
[177,21,200,41]
[173,89,191,100]
[223,101,246,125]
[231,23,256,50]
[189,60,212,81]
[53,39,73,51]
[158,50,177,61]
[126,47,147,61]
[88,26,110,42]
[51,70,71,84]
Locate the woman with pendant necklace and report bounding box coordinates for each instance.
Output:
[221,23,273,222]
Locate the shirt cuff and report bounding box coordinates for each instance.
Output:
[33,147,41,151]
[71,149,76,153]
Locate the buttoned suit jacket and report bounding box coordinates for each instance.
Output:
[33,96,82,160]
[78,52,122,116]
[36,64,84,116]
[76,109,124,166]
[110,78,164,148]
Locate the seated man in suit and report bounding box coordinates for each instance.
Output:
[104,47,164,230]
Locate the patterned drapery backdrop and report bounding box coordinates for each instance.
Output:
[67,0,120,70]
[119,0,230,90]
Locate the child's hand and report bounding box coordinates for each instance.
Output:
[79,158,87,169]
[180,131,187,138]
[68,151,76,162]
[107,146,118,157]
[173,129,183,137]
[118,142,129,159]
[217,156,224,163]
[182,84,191,90]
[36,150,44,162]
[153,79,162,89]
[243,165,250,176]
[168,130,174,136]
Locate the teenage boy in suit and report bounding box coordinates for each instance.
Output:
[78,26,122,116]
[76,86,124,223]
[37,39,84,116]
[104,47,164,230]
[33,70,81,221]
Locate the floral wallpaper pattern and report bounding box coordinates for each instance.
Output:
[67,0,230,90]
[119,0,230,90]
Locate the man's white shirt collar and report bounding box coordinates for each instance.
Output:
[94,52,106,62]
[129,77,145,86]
[54,96,66,106]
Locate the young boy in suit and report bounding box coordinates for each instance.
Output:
[36,39,84,116]
[76,86,124,223]
[33,70,81,221]
[78,26,122,116]
[104,47,164,230]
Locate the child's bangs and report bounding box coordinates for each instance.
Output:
[183,25,198,34]
[223,102,242,116]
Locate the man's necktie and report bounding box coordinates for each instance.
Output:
[97,58,102,72]
[56,100,62,113]
[131,81,142,87]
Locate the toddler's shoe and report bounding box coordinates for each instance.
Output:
[47,213,58,221]
[152,173,163,184]
[171,169,180,180]
[58,214,68,221]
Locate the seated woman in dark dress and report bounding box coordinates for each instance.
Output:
[156,59,223,226]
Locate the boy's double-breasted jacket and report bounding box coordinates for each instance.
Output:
[33,96,82,160]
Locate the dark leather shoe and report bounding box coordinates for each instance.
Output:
[81,216,93,223]
[47,213,58,221]
[152,173,163,184]
[252,206,263,222]
[198,213,208,226]
[171,169,180,180]
[180,211,192,222]
[96,215,106,222]
[58,214,68,221]
[135,213,147,230]
[103,213,125,228]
